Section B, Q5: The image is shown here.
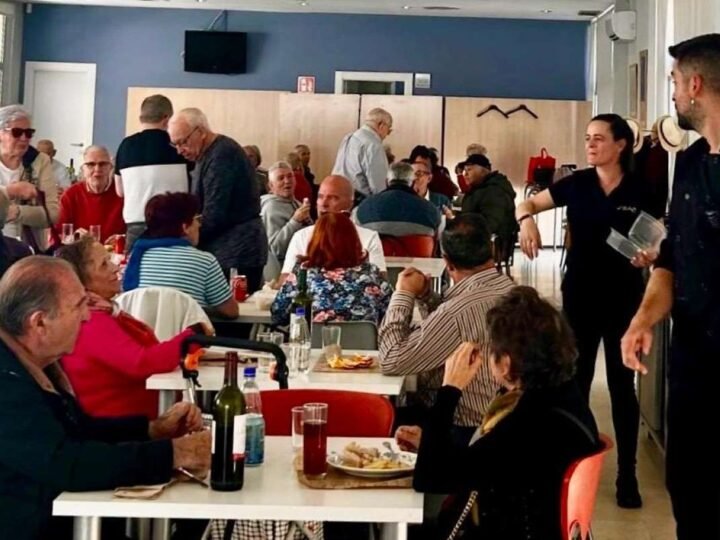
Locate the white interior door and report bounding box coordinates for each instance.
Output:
[23,61,96,168]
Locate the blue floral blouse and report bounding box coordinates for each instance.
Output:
[270,262,394,327]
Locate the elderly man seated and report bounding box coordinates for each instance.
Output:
[58,145,125,243]
[354,161,441,241]
[379,213,515,446]
[0,256,209,539]
[280,175,386,283]
[260,161,312,278]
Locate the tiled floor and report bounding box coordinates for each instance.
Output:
[511,250,677,540]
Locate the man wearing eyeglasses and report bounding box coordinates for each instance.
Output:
[0,105,58,253]
[58,146,125,244]
[168,108,267,294]
[332,108,393,204]
[115,95,189,251]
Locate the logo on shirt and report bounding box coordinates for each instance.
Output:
[617,206,638,213]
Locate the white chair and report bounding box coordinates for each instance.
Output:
[115,286,213,341]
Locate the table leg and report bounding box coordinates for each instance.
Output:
[73,516,101,540]
[378,522,408,540]
[158,389,175,415]
[152,518,171,540]
[432,277,442,295]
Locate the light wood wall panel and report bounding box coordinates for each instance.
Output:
[444,97,592,185]
[360,95,443,163]
[278,93,360,183]
[126,87,285,168]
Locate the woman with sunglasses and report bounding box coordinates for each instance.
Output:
[0,105,58,252]
[123,191,239,319]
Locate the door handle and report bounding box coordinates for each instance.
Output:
[70,143,84,147]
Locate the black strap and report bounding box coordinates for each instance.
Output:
[551,407,597,446]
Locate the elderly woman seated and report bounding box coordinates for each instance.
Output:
[271,212,392,327]
[123,192,239,319]
[400,286,600,540]
[58,236,210,419]
[0,256,208,538]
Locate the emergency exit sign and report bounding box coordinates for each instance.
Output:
[297,76,316,93]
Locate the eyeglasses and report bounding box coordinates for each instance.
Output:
[84,161,112,169]
[4,127,36,139]
[170,126,199,149]
[414,171,431,177]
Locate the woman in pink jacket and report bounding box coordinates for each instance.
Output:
[58,236,207,419]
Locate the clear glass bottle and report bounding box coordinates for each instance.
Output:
[289,308,311,375]
[241,367,265,466]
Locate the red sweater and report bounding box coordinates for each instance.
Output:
[59,181,125,242]
[293,170,313,202]
[61,310,194,419]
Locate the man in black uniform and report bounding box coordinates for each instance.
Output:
[622,33,720,540]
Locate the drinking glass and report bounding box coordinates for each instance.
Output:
[61,223,74,245]
[303,403,328,478]
[256,331,284,373]
[89,225,101,242]
[280,343,297,378]
[291,405,304,454]
[322,326,342,361]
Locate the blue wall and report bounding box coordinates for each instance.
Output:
[22,5,589,152]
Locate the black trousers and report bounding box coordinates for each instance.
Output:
[665,340,720,540]
[563,291,640,475]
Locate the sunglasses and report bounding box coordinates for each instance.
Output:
[4,127,36,139]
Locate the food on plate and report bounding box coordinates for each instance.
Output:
[340,442,411,470]
[326,354,374,369]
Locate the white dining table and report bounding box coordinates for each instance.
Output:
[53,437,424,540]
[148,349,410,413]
[385,257,446,293]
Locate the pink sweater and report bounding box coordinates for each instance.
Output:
[62,310,194,419]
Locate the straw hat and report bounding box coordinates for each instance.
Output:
[656,115,688,153]
[624,117,644,154]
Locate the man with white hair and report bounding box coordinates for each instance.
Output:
[332,107,393,202]
[115,94,189,250]
[355,161,440,238]
[0,256,210,538]
[58,145,125,243]
[36,139,71,190]
[280,175,385,283]
[169,108,267,293]
[260,161,312,276]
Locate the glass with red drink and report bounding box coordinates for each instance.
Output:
[302,403,328,478]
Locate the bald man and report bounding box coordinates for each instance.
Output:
[279,175,386,283]
[36,139,71,189]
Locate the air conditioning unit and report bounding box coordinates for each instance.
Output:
[606,11,636,42]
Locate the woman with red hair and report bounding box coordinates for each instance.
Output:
[271,212,392,326]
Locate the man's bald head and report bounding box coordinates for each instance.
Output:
[36,139,56,158]
[317,175,353,215]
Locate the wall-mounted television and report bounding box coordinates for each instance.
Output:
[184,31,247,74]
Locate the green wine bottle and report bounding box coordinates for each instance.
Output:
[211,352,246,491]
[290,267,313,327]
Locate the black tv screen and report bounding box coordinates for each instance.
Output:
[184,31,247,74]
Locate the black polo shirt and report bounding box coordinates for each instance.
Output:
[656,138,720,377]
[549,168,657,301]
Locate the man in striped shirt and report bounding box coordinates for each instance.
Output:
[379,213,515,444]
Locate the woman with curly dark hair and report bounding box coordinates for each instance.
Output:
[402,286,600,540]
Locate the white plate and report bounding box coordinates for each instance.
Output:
[327,450,416,478]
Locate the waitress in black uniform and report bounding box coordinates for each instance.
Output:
[515,114,659,509]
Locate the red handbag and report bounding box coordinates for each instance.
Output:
[527,148,556,186]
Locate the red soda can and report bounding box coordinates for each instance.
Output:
[231,275,248,302]
[114,235,126,255]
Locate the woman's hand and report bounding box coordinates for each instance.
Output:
[395,425,422,452]
[630,249,658,268]
[149,402,204,439]
[442,342,483,390]
[519,217,542,260]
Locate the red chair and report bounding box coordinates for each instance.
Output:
[560,433,614,540]
[380,235,435,257]
[260,389,394,437]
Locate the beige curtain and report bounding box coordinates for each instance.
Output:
[674,0,720,42]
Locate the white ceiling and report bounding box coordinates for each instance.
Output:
[23,0,614,21]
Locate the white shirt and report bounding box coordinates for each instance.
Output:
[281,223,387,275]
[0,160,24,239]
[51,159,71,188]
[332,125,388,197]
